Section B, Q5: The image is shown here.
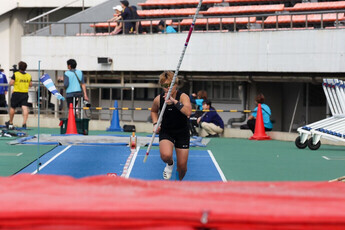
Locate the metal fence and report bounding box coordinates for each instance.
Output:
[0,82,161,122]
[24,9,345,36]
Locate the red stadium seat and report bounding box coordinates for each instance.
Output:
[200,4,285,15]
[139,0,222,7]
[325,26,345,29]
[225,0,289,3]
[289,1,345,11]
[90,22,117,28]
[178,17,256,26]
[239,27,314,32]
[137,8,197,17]
[141,19,173,27]
[264,13,345,24]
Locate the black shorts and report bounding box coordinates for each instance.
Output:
[159,128,190,149]
[0,94,6,107]
[10,92,29,108]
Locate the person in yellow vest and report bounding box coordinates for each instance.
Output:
[5,61,32,130]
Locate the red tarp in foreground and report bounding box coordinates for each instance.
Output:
[1,174,345,229]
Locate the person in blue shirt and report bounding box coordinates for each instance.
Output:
[158,20,176,33]
[64,59,89,109]
[0,69,8,113]
[197,99,224,137]
[246,93,273,133]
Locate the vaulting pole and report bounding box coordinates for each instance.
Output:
[144,0,203,163]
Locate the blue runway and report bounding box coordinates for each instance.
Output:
[19,145,130,178]
[129,149,226,181]
[19,146,226,181]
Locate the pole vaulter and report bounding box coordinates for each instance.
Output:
[144,0,203,163]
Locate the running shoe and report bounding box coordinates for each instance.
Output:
[163,161,174,180]
[5,121,14,130]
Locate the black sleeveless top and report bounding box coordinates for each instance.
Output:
[159,91,189,131]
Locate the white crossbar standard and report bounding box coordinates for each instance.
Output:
[295,78,345,150]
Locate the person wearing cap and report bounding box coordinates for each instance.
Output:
[109,5,123,35]
[197,99,224,137]
[158,20,176,33]
[109,5,123,21]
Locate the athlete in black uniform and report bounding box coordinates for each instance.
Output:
[151,71,192,180]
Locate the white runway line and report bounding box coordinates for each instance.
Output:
[0,153,23,156]
[208,150,227,182]
[122,146,140,178]
[31,145,72,175]
[322,156,345,160]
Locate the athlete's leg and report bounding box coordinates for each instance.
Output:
[175,148,189,180]
[159,139,174,165]
[9,107,15,124]
[22,105,29,125]
[160,139,174,180]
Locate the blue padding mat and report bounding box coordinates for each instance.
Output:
[129,149,224,181]
[18,145,130,178]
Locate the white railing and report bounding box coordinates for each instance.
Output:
[24,9,345,36]
[25,0,85,24]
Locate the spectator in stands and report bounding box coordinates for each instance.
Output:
[119,0,133,34]
[158,20,176,33]
[0,68,8,114]
[197,99,224,137]
[129,5,143,34]
[64,59,89,110]
[151,71,192,181]
[189,90,207,136]
[108,1,133,34]
[109,5,123,35]
[6,61,32,130]
[241,93,273,133]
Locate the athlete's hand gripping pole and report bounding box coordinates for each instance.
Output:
[144,0,203,163]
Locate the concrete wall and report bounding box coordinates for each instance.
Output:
[0,0,107,15]
[0,15,11,74]
[0,0,109,77]
[22,29,345,73]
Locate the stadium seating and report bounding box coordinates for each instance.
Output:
[289,1,345,11]
[137,8,197,17]
[76,33,111,36]
[178,17,256,26]
[224,0,301,5]
[141,19,173,27]
[325,25,345,29]
[264,13,344,25]
[90,22,117,28]
[85,0,345,34]
[200,4,285,15]
[238,27,314,32]
[139,0,223,9]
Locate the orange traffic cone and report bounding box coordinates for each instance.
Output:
[249,103,271,140]
[66,103,78,134]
